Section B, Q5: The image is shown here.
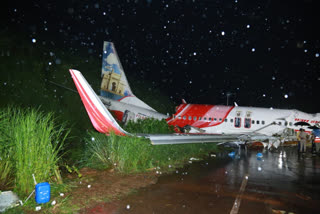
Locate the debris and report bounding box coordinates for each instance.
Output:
[256,153,263,158]
[35,206,41,211]
[51,200,56,206]
[87,184,91,188]
[0,191,20,213]
[60,193,64,197]
[228,151,235,157]
[210,154,217,157]
[126,204,130,210]
[190,157,199,161]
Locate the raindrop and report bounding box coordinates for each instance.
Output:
[304,49,308,53]
[32,38,36,43]
[91,137,95,141]
[246,24,250,28]
[48,62,52,65]
[221,31,225,36]
[126,205,130,210]
[258,167,262,171]
[251,48,255,52]
[193,52,197,56]
[284,94,288,98]
[315,53,319,57]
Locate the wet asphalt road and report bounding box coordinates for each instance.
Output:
[106,146,320,214]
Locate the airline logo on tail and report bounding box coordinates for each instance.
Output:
[100,42,133,100]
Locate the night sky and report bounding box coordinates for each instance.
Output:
[1,0,319,113]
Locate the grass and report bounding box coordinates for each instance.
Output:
[125,118,175,134]
[83,130,220,173]
[0,107,69,196]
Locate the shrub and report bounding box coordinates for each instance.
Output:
[0,107,69,195]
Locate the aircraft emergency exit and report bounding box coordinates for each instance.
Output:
[69,41,320,147]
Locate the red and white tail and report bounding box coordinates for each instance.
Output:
[69,69,129,136]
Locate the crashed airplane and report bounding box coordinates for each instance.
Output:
[69,41,320,148]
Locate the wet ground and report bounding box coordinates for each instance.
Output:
[84,146,320,214]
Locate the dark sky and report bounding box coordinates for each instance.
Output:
[2,0,319,113]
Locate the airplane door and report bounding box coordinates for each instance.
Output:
[122,110,135,125]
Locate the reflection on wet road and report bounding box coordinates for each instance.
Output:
[109,147,320,214]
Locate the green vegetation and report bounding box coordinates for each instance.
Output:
[0,107,68,195]
[125,118,175,134]
[83,130,219,173]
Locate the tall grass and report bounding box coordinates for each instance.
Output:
[0,107,69,195]
[0,109,13,188]
[83,131,219,173]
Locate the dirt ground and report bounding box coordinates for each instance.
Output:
[49,167,158,214]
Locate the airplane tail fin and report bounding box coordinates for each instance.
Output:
[100,41,133,100]
[100,41,156,111]
[69,69,130,136]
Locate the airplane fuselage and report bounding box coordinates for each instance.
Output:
[104,97,320,141]
[167,104,320,136]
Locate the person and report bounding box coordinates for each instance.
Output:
[298,128,308,153]
[297,129,301,152]
[310,132,316,153]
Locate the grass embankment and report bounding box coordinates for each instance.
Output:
[0,107,68,196]
[82,118,219,173]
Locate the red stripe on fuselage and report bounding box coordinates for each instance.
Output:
[168,104,235,128]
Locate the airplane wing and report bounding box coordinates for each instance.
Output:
[145,134,240,145]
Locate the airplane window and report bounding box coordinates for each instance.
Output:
[225,119,228,122]
[178,116,181,119]
[214,118,217,121]
[257,120,260,125]
[188,116,192,120]
[209,117,212,121]
[194,116,197,120]
[231,119,234,123]
[278,122,282,125]
[235,117,241,128]
[285,121,288,126]
[199,117,202,120]
[204,117,207,120]
[262,121,265,125]
[183,116,186,120]
[244,118,251,128]
[219,118,222,121]
[252,120,255,124]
